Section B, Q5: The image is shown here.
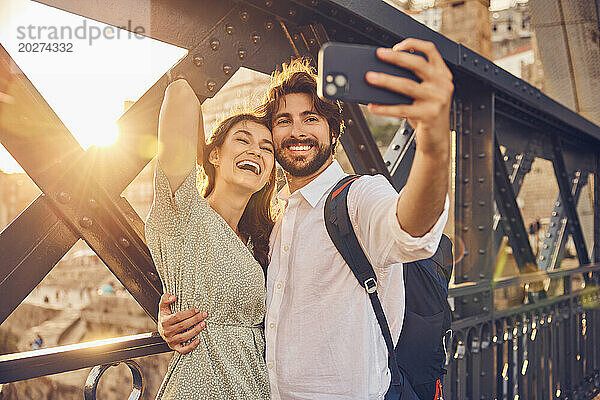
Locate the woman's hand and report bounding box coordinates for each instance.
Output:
[158,293,208,354]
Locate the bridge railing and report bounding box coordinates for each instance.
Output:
[1,264,598,399]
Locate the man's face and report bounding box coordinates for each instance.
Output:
[272,93,333,177]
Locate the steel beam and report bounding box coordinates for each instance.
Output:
[0,195,78,324]
[383,120,416,190]
[551,136,591,268]
[0,332,169,383]
[0,45,163,321]
[493,142,537,271]
[538,171,587,271]
[493,147,535,258]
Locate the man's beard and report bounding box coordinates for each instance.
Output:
[275,137,332,177]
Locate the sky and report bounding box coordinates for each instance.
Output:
[0,0,187,173]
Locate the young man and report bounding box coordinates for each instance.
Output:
[157,38,454,399]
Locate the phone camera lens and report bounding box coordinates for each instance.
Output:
[326,75,334,83]
[325,83,337,96]
[334,74,347,87]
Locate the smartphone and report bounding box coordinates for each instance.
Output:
[317,42,421,105]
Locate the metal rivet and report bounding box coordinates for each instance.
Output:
[225,25,234,35]
[311,0,319,5]
[223,64,233,75]
[265,0,272,6]
[79,216,93,228]
[478,128,484,134]
[478,225,484,230]
[251,33,261,44]
[207,80,216,91]
[478,177,485,183]
[240,11,249,21]
[463,53,468,60]
[479,201,485,206]
[514,81,520,87]
[147,271,159,282]
[348,18,355,25]
[473,297,479,303]
[463,154,470,159]
[210,39,220,51]
[464,106,470,111]
[520,247,526,253]
[309,38,316,47]
[500,187,506,192]
[462,226,469,231]
[483,306,489,312]
[484,65,489,71]
[463,178,470,183]
[464,129,470,135]
[119,237,130,248]
[463,202,470,208]
[193,54,204,67]
[369,168,377,174]
[347,119,354,126]
[57,192,71,204]
[293,33,300,41]
[478,152,486,158]
[238,48,247,59]
[479,104,485,110]
[479,249,486,254]
[480,273,486,279]
[365,26,373,32]
[462,274,469,280]
[359,144,366,151]
[265,21,273,30]
[288,8,297,16]
[473,59,479,65]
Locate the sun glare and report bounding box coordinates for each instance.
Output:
[0,0,188,173]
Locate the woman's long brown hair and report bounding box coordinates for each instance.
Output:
[199,113,277,271]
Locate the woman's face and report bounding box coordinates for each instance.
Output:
[212,120,275,194]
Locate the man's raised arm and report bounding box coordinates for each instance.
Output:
[365,39,453,237]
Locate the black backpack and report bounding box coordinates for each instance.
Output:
[324,175,454,400]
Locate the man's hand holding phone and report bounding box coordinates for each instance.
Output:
[366,38,454,156]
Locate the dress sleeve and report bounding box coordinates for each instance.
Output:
[348,175,449,270]
[146,159,200,237]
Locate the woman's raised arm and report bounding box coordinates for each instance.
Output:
[158,79,204,194]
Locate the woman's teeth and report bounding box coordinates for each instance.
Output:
[236,160,261,175]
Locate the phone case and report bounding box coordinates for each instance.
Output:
[317,42,421,105]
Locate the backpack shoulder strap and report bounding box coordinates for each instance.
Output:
[324,175,376,291]
[324,175,405,392]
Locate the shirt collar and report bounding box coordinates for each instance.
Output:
[276,160,347,208]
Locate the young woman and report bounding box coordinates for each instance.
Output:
[145,79,276,399]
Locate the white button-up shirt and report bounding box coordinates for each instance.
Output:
[266,160,449,400]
